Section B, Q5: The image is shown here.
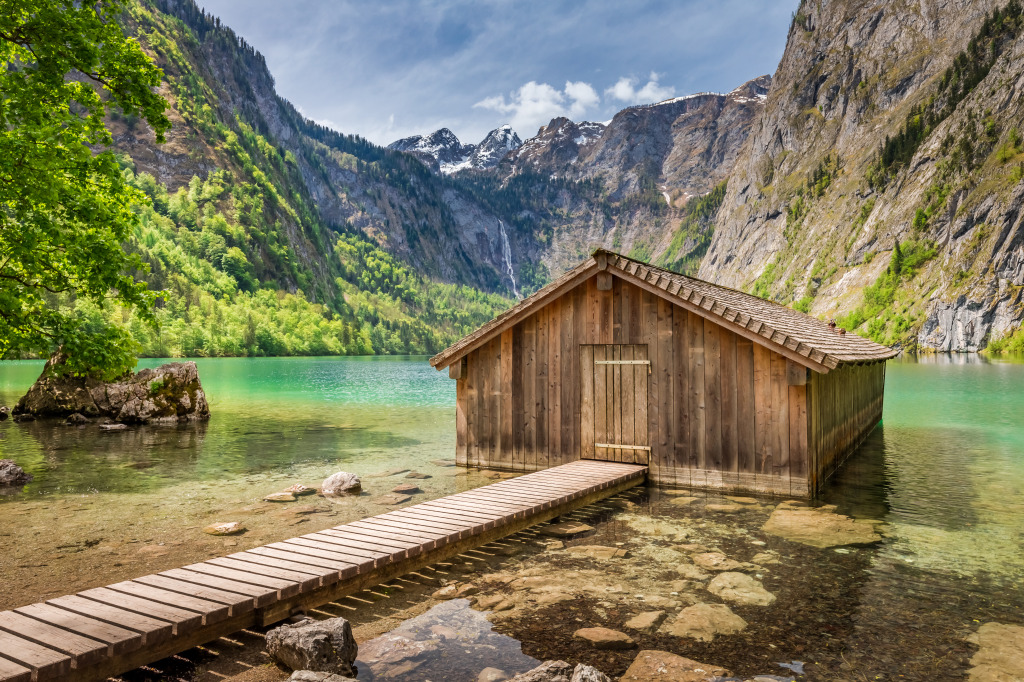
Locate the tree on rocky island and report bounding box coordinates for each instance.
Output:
[0,0,169,378]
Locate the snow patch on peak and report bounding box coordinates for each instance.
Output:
[388,124,521,174]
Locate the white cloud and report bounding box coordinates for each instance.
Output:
[474,80,601,136]
[605,71,675,105]
[564,81,599,117]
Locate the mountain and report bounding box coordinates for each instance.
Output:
[577,77,771,204]
[504,119,607,176]
[477,76,771,278]
[94,0,517,358]
[387,125,522,174]
[387,128,474,174]
[470,125,523,169]
[702,0,1024,351]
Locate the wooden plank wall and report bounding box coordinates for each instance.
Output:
[807,362,886,496]
[454,274,883,497]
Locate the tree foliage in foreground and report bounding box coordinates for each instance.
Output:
[0,0,169,378]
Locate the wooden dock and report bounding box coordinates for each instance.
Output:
[0,460,646,682]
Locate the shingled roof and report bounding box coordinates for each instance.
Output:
[430,249,898,373]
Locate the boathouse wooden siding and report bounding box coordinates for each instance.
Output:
[807,362,887,492]
[436,250,897,497]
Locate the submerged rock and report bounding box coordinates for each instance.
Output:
[288,672,356,682]
[266,617,357,677]
[539,521,594,537]
[286,484,316,496]
[705,502,745,512]
[677,564,711,580]
[763,502,882,548]
[570,665,612,682]
[691,552,758,573]
[707,572,776,606]
[509,662,610,682]
[661,603,747,641]
[203,522,245,536]
[13,353,209,423]
[321,472,361,496]
[967,622,1024,681]
[372,493,411,505]
[620,650,732,681]
[472,594,514,611]
[265,492,297,502]
[478,667,510,682]
[508,661,572,682]
[565,545,630,560]
[366,468,410,478]
[357,631,435,670]
[573,626,635,650]
[391,483,421,494]
[0,460,32,486]
[624,610,667,632]
[64,412,90,425]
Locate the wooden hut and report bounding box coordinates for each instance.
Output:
[430,250,897,497]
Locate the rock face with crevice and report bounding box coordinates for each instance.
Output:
[702,0,1024,351]
[13,353,210,424]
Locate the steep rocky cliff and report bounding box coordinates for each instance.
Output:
[131,0,519,295]
[576,77,770,204]
[702,0,1024,351]
[460,76,772,278]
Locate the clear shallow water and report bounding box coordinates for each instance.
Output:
[0,356,496,608]
[1,354,1023,681]
[0,356,454,497]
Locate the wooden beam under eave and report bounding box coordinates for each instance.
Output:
[448,357,466,380]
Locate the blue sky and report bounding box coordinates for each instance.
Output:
[197,0,797,145]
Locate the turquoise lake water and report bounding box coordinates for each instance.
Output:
[0,354,1021,680]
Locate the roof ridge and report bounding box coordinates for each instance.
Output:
[430,250,898,371]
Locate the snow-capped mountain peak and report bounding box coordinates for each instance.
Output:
[471,125,523,169]
[389,124,522,174]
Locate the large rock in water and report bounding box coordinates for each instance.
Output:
[266,617,357,676]
[13,353,209,424]
[0,460,32,486]
[321,472,361,496]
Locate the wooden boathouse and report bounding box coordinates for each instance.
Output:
[430,250,898,497]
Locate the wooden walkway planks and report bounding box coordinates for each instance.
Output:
[0,459,646,682]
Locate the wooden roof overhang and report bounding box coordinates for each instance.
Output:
[430,250,899,375]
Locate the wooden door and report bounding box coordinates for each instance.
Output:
[580,344,650,465]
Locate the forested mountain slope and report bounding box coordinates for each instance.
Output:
[102,0,514,357]
[703,0,1024,351]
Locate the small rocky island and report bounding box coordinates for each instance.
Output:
[12,352,210,424]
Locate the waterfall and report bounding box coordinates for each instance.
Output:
[498,219,520,299]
